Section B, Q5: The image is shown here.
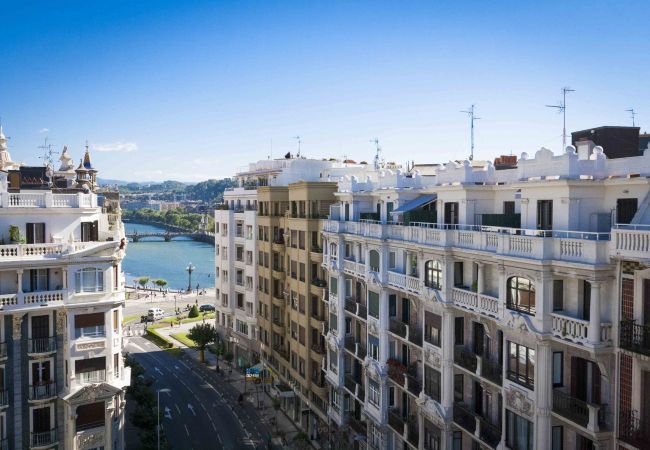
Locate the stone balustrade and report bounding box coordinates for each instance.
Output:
[551,312,612,347]
[1,192,97,208]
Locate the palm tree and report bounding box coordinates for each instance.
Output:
[154,279,168,291]
[137,277,150,289]
[187,323,216,363]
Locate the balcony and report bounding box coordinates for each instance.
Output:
[620,320,650,356]
[405,369,422,397]
[388,409,405,435]
[454,346,478,373]
[349,416,367,437]
[611,226,650,261]
[28,337,56,355]
[344,299,368,321]
[0,390,8,408]
[619,410,650,448]
[478,416,502,449]
[451,288,499,319]
[311,344,325,355]
[407,416,419,447]
[552,388,607,432]
[480,358,502,386]
[272,345,289,361]
[76,369,107,385]
[29,382,57,401]
[389,318,407,339]
[324,220,610,265]
[387,271,423,296]
[387,359,407,385]
[453,402,476,433]
[342,259,365,278]
[344,374,364,400]
[30,429,57,448]
[551,312,612,347]
[344,336,366,359]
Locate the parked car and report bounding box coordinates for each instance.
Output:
[147,308,165,321]
[199,304,215,312]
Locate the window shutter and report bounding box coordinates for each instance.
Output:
[592,362,601,404]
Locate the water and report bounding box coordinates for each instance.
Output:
[123,222,215,290]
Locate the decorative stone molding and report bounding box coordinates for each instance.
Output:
[505,310,541,335]
[505,386,534,419]
[363,357,385,382]
[77,428,106,450]
[76,341,106,351]
[56,312,67,334]
[329,299,337,314]
[68,384,120,405]
[12,314,23,339]
[416,392,446,427]
[367,318,379,336]
[326,333,340,352]
[423,345,442,369]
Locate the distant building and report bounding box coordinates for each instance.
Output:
[571,125,647,159]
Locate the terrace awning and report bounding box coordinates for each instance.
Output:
[391,194,437,214]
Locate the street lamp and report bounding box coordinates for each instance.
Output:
[157,388,171,450]
[185,262,195,293]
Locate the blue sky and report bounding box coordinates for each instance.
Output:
[1,1,648,182]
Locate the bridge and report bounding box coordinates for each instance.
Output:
[126,230,214,243]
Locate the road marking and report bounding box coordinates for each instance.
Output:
[154,367,164,375]
[216,434,222,444]
[175,404,181,414]
[187,403,196,416]
[184,424,190,437]
[211,421,217,431]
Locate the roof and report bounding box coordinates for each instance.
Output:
[391,194,437,214]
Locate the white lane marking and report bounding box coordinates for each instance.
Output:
[175,404,181,414]
[216,434,222,444]
[164,406,172,419]
[154,367,164,375]
[184,424,190,437]
[187,403,196,416]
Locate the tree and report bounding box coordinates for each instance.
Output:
[188,304,199,318]
[154,279,168,290]
[187,323,216,363]
[137,277,150,289]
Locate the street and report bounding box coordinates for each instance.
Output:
[126,335,273,450]
[123,288,217,322]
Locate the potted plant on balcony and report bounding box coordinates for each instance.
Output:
[9,225,24,244]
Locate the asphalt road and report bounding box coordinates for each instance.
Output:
[126,335,273,450]
[124,288,216,322]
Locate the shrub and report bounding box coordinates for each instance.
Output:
[188,304,200,318]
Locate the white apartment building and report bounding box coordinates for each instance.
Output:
[321,139,650,450]
[215,156,366,368]
[0,128,129,450]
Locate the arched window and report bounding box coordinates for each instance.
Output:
[75,268,104,293]
[424,261,442,289]
[506,276,535,314]
[329,242,338,257]
[369,250,380,272]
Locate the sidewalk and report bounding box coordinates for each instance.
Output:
[153,321,303,447]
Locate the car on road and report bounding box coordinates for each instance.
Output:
[147,308,165,321]
[199,304,215,312]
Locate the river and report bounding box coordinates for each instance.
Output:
[123,222,215,290]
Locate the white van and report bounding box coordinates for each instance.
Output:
[147,308,165,321]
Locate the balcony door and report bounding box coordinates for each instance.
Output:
[31,360,51,385]
[616,198,638,225]
[644,280,650,326]
[402,298,409,323]
[643,371,650,430]
[31,315,49,339]
[32,406,51,433]
[473,322,485,356]
[537,200,553,232]
[571,357,600,404]
[26,223,46,244]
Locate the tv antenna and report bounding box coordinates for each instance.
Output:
[370,138,382,169]
[546,86,575,150]
[460,105,481,161]
[293,136,301,157]
[37,137,58,167]
[626,108,637,127]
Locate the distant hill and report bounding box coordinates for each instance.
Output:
[99,177,236,203]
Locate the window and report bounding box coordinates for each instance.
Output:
[75,268,104,293]
[507,341,535,389]
[552,352,563,387]
[26,223,46,244]
[368,335,379,360]
[454,261,464,287]
[425,261,442,289]
[454,317,464,346]
[454,374,463,402]
[551,426,563,450]
[452,431,462,450]
[74,313,105,338]
[368,291,380,318]
[553,280,564,311]
[368,378,380,406]
[369,250,380,272]
[329,349,338,374]
[329,313,338,333]
[330,277,338,296]
[425,312,442,347]
[80,221,98,242]
[507,276,535,315]
[331,388,340,410]
[506,410,534,450]
[424,366,441,402]
[575,434,594,450]
[388,252,396,269]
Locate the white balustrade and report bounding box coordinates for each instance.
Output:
[550,312,612,346]
[612,228,650,260]
[23,290,65,304]
[387,271,422,294]
[1,192,96,208]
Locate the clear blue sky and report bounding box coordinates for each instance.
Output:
[1,0,648,182]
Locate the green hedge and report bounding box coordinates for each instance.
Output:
[145,329,174,349]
